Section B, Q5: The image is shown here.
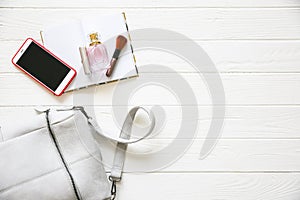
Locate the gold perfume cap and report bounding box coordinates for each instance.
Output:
[89,32,101,46]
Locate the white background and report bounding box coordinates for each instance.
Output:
[1,0,300,199]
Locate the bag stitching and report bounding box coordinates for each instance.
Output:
[0,155,97,194]
[45,111,82,200]
[1,113,74,143]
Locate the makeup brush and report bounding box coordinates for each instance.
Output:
[106,35,127,77]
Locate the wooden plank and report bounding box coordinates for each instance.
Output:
[1,107,300,171]
[117,173,300,200]
[100,139,300,172]
[1,106,300,139]
[1,8,300,40]
[2,40,300,73]
[134,40,300,73]
[1,0,300,8]
[1,2,299,199]
[0,73,300,106]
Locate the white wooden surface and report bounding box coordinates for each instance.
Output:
[1,0,300,199]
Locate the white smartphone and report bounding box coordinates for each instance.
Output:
[12,38,76,96]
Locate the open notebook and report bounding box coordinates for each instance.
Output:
[41,13,138,92]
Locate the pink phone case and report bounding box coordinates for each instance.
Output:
[11,38,77,96]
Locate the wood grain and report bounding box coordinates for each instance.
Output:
[1,9,300,40]
[119,139,300,172]
[117,173,300,200]
[0,73,299,106]
[1,1,300,199]
[1,106,300,139]
[1,0,300,8]
[1,107,300,172]
[2,40,300,73]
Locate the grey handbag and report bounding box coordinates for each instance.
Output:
[0,106,155,200]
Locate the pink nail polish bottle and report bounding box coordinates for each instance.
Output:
[86,32,109,73]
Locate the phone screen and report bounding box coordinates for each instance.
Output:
[16,42,71,91]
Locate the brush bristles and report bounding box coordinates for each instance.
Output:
[116,35,127,50]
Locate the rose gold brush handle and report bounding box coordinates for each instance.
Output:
[106,58,117,77]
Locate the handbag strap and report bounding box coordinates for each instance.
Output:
[86,107,155,144]
[57,106,155,200]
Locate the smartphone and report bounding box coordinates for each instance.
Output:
[12,38,76,96]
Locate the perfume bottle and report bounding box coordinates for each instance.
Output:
[86,32,109,73]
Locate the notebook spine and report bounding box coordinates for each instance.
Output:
[122,12,139,75]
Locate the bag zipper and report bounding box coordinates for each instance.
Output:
[45,110,81,200]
